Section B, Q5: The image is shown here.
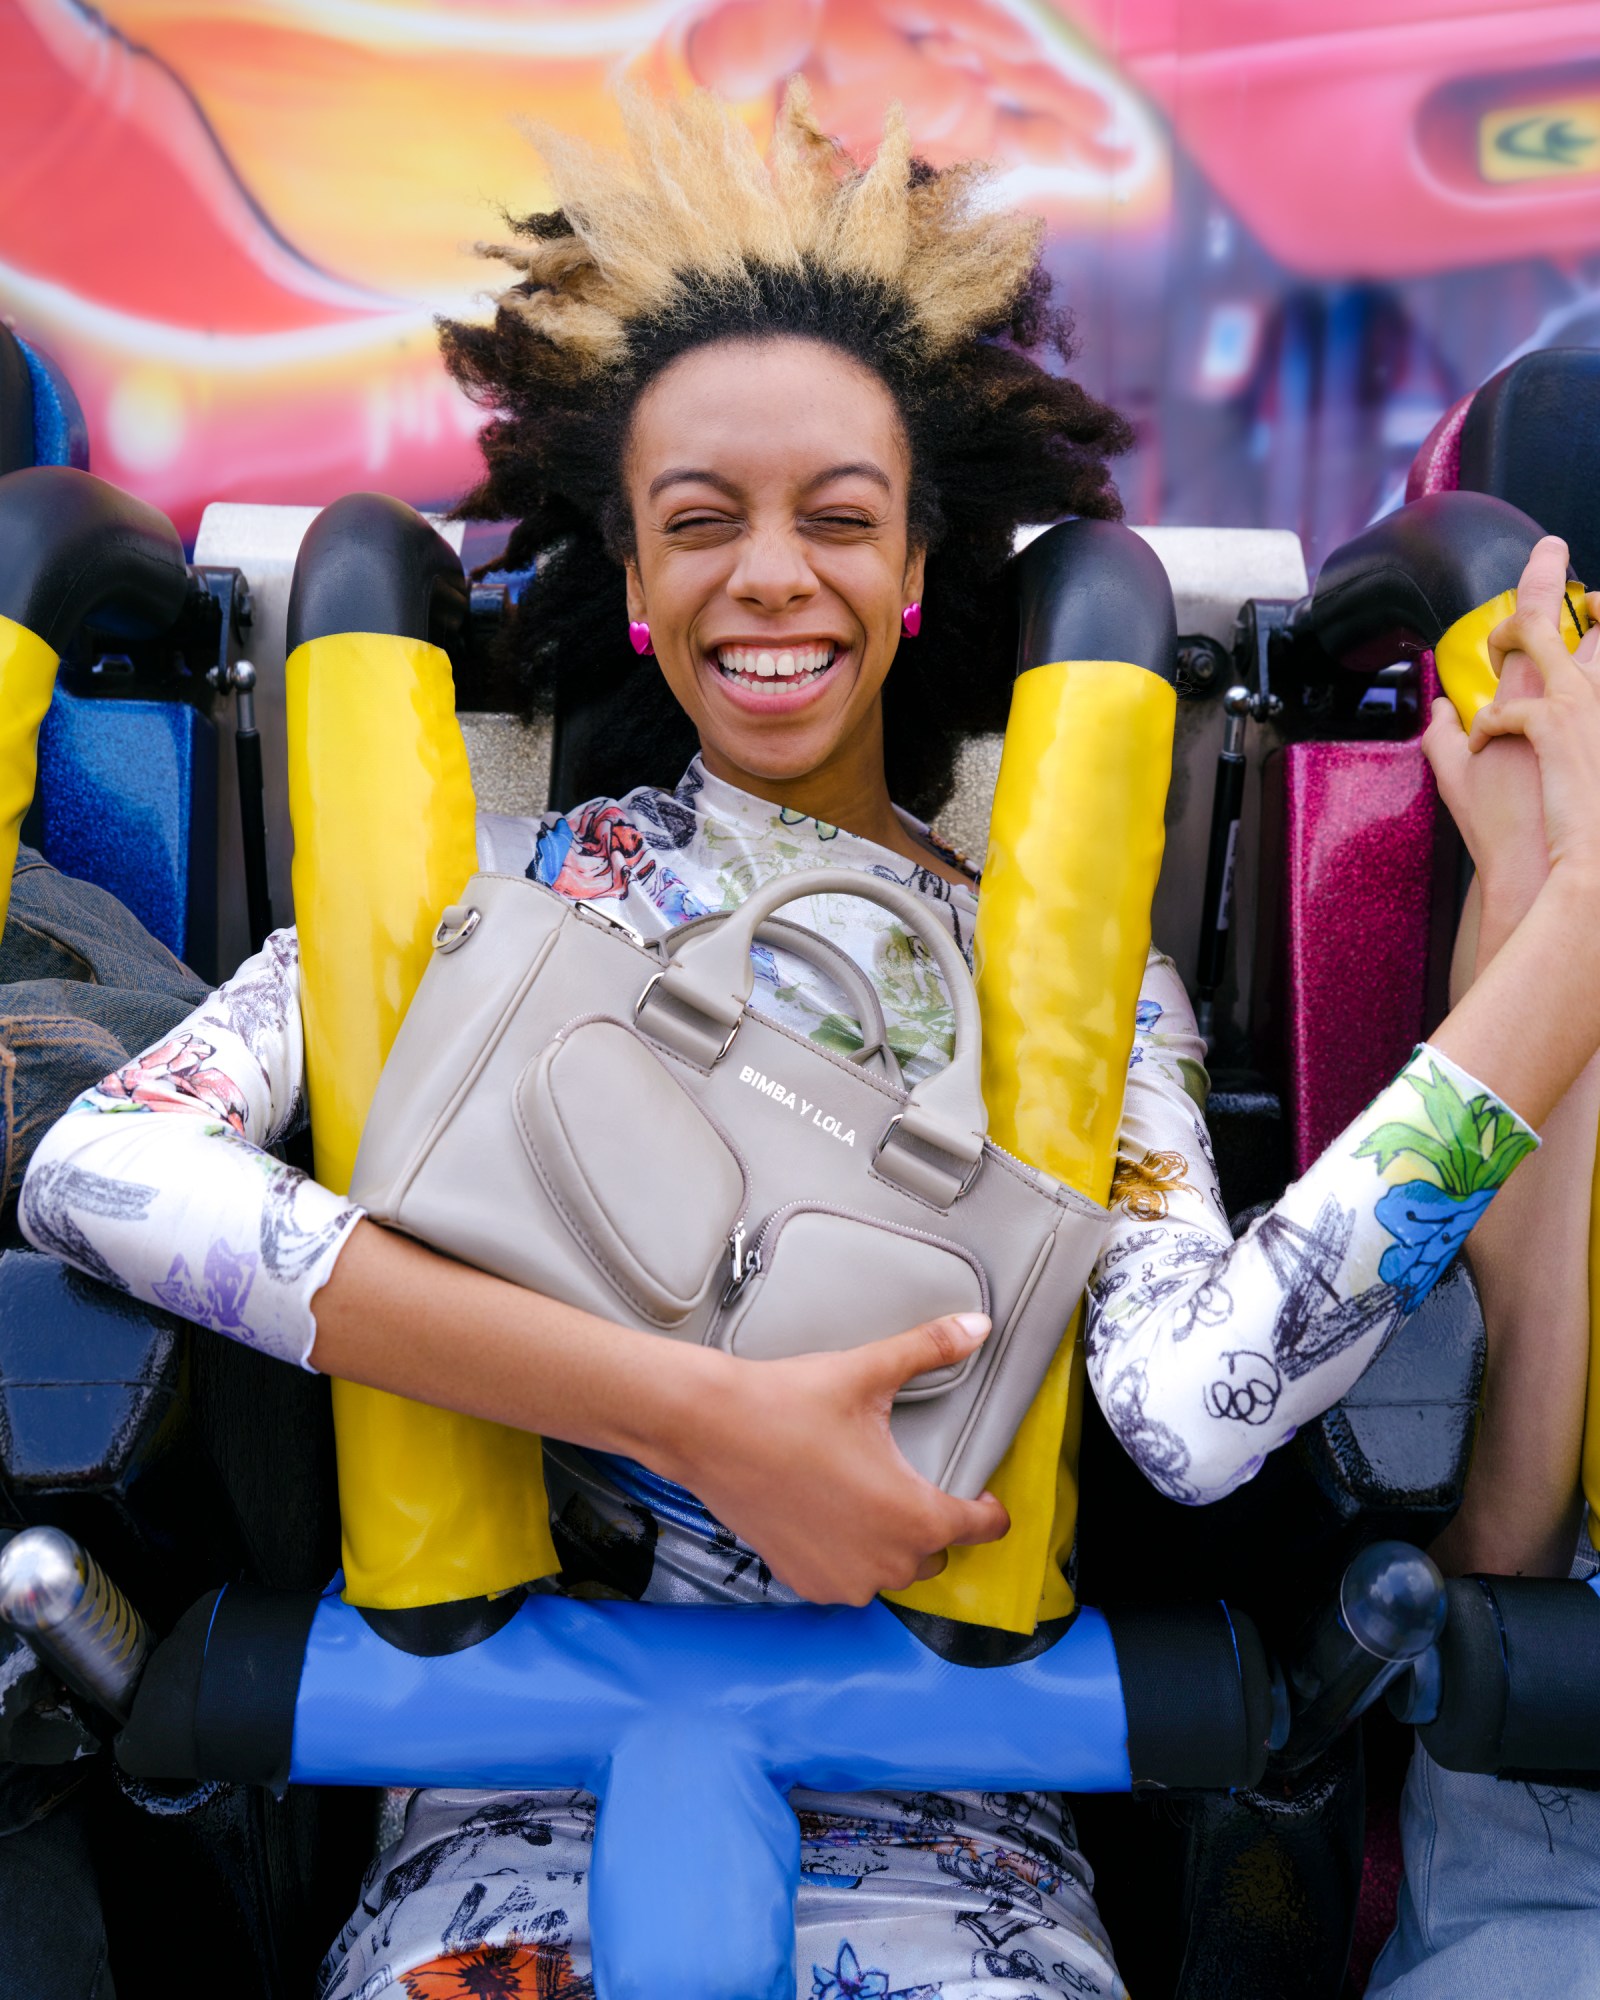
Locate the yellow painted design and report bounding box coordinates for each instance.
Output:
[288,630,557,1609]
[0,617,61,936]
[888,660,1174,1631]
[1479,99,1600,184]
[1434,584,1590,732]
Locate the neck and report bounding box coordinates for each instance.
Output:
[697,705,967,886]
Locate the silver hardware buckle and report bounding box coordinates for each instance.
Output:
[633,971,743,1063]
[873,1113,984,1200]
[432,907,481,954]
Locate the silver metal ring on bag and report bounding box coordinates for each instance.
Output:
[634,969,743,1063]
[433,906,481,953]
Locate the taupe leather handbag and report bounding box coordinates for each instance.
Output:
[350,867,1109,1498]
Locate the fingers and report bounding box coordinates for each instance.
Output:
[870,1311,991,1391]
[946,1489,1011,1547]
[914,1550,949,1581]
[1488,606,1584,698]
[1579,623,1600,667]
[1516,535,1570,630]
[1490,535,1572,684]
[1469,696,1542,751]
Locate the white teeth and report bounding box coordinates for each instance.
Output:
[713,643,837,685]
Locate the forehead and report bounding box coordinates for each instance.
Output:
[627,337,907,487]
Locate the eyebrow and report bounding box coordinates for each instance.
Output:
[646,461,894,501]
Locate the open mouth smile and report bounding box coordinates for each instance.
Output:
[703,641,848,714]
[712,641,839,689]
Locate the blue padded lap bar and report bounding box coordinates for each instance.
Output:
[121,1580,1269,1996]
[292,1593,1131,2000]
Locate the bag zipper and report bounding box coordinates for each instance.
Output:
[719,1201,989,1317]
[721,1221,763,1307]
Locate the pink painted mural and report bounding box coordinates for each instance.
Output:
[2,0,1597,558]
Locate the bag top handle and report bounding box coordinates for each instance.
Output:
[646,867,986,1167]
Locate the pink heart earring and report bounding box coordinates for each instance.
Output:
[628,620,654,656]
[901,602,922,639]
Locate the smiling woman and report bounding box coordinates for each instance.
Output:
[23,75,1600,2000]
[622,339,955,872]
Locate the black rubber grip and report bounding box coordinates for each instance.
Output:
[1298,489,1549,676]
[1104,1601,1272,1790]
[1421,1576,1600,1777]
[0,465,188,652]
[286,491,468,658]
[1011,519,1177,683]
[117,1585,319,1789]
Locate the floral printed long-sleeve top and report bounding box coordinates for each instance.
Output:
[19,757,1537,1508]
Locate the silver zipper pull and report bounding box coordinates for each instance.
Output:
[721,1225,762,1307]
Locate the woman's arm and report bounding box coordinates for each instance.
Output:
[21,932,1008,1606]
[1426,621,1596,1578]
[1087,538,1600,1510]
[309,1218,1006,1604]
[1085,965,1538,1504]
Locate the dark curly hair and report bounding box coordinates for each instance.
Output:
[439,93,1132,821]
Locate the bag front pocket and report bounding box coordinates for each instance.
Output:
[516,1017,746,1327]
[715,1206,987,1399]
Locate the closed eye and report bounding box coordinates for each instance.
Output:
[806,511,877,533]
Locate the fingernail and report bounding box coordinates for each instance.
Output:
[952,1312,991,1341]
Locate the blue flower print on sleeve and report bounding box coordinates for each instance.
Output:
[1356,1052,1537,1314]
[1373,1182,1494,1312]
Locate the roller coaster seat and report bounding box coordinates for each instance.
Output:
[0,323,224,978]
[2,347,1588,1995]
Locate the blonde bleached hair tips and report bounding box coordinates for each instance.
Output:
[477,79,1046,370]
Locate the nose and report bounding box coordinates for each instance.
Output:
[726,523,818,615]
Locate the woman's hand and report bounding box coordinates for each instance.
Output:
[1424,653,1547,928]
[1462,537,1600,881]
[656,1313,1011,1605]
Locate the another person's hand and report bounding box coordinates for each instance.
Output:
[1462,537,1600,882]
[662,1312,1011,1605]
[1424,640,1547,927]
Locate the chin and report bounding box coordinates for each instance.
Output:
[705,727,847,787]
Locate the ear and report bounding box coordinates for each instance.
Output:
[903,544,926,607]
[624,557,646,623]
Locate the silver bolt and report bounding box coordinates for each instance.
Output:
[0,1528,150,1725]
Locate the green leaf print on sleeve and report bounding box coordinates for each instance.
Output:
[1355,1055,1538,1200]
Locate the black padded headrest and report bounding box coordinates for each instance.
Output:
[1458,347,1600,588]
[0,465,188,651]
[286,492,468,660]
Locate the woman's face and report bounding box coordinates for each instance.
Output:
[623,336,924,791]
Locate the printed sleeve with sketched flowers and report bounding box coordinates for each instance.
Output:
[1084,957,1536,1505]
[20,927,363,1371]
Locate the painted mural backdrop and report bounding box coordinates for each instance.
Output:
[2,0,1598,562]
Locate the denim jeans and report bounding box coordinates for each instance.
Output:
[0,847,208,1209]
[1367,1539,1600,1997]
